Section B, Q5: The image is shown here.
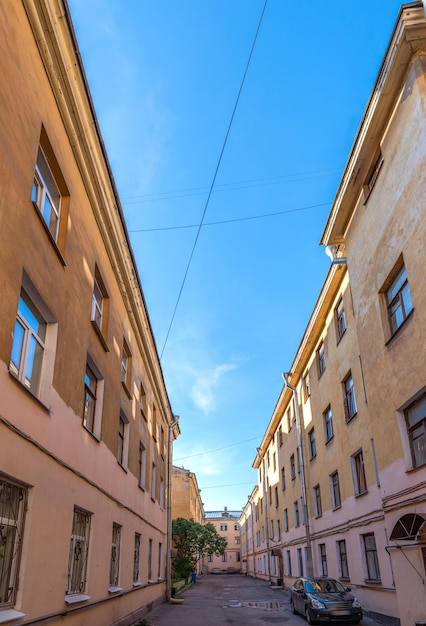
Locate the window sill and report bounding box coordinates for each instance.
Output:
[364,579,382,585]
[8,370,51,413]
[385,308,414,347]
[0,609,26,623]
[91,320,109,352]
[147,579,156,585]
[108,585,122,594]
[325,435,334,445]
[336,328,347,346]
[65,594,90,604]
[32,201,67,266]
[345,413,357,425]
[355,489,368,498]
[133,582,142,588]
[121,381,132,399]
[332,505,342,511]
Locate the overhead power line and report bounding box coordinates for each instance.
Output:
[159,0,269,360]
[173,435,262,462]
[128,201,331,233]
[200,481,254,490]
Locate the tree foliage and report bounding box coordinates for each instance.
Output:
[172,518,227,579]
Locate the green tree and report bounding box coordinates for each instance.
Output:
[172,518,227,579]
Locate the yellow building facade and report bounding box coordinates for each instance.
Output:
[241,4,426,626]
[204,508,242,574]
[0,1,177,624]
[171,466,205,526]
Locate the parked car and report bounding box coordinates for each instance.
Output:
[210,568,223,574]
[290,577,363,624]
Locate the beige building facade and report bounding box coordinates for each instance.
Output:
[0,1,178,625]
[203,508,242,574]
[171,466,205,526]
[241,4,426,626]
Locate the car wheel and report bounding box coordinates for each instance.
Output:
[305,608,316,625]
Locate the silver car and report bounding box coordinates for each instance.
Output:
[290,577,363,624]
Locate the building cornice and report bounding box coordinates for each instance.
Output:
[320,3,426,246]
[22,0,174,421]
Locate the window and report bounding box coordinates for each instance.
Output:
[309,428,316,459]
[284,508,289,532]
[0,477,27,606]
[133,534,141,584]
[82,358,103,437]
[117,412,129,468]
[385,264,413,335]
[313,484,322,518]
[109,524,122,589]
[363,149,383,201]
[273,452,277,472]
[220,523,228,531]
[67,508,91,597]
[32,146,61,241]
[152,404,158,441]
[138,442,147,489]
[343,373,357,422]
[10,278,56,397]
[221,553,228,563]
[317,341,326,377]
[336,298,347,341]
[277,519,281,540]
[270,520,274,538]
[207,554,213,562]
[290,454,296,480]
[235,536,240,545]
[405,393,426,468]
[281,466,286,491]
[121,338,132,394]
[275,486,279,508]
[278,425,283,446]
[234,524,240,531]
[140,382,148,419]
[158,543,163,579]
[324,406,334,443]
[286,550,292,576]
[151,463,157,500]
[294,501,300,527]
[303,372,311,401]
[337,539,349,579]
[330,471,341,509]
[91,268,109,344]
[148,539,153,580]
[351,449,367,495]
[160,477,165,509]
[287,406,292,431]
[362,533,381,581]
[319,544,327,576]
[297,548,304,576]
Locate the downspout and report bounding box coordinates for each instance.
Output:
[257,447,272,583]
[166,415,180,600]
[250,496,256,578]
[282,373,314,578]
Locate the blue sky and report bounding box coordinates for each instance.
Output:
[68,0,405,511]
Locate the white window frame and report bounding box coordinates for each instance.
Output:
[336,297,347,341]
[138,442,147,489]
[337,539,349,579]
[361,533,381,581]
[31,146,61,241]
[351,449,367,495]
[313,484,322,518]
[330,471,341,509]
[319,543,327,576]
[324,406,334,443]
[385,264,413,335]
[343,373,357,422]
[133,533,141,585]
[117,412,129,468]
[405,393,426,468]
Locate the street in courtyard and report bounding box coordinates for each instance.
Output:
[146,574,388,626]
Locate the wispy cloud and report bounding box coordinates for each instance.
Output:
[189,362,238,414]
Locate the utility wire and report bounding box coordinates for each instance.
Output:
[159,0,269,360]
[174,435,262,462]
[129,201,330,233]
[200,481,254,490]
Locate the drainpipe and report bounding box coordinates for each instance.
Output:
[282,373,314,578]
[166,415,180,600]
[250,495,256,578]
[257,447,272,583]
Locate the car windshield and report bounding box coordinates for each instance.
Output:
[309,579,346,593]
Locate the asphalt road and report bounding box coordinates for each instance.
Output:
[146,574,388,626]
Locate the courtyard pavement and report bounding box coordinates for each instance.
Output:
[146,574,389,626]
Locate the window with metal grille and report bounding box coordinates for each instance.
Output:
[109,524,121,587]
[405,393,426,468]
[343,374,357,422]
[337,539,349,579]
[133,534,141,583]
[67,508,91,595]
[0,478,27,606]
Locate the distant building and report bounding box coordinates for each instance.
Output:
[240,3,426,626]
[0,1,177,624]
[204,507,242,573]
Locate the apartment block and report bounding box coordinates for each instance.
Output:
[0,1,178,624]
[240,4,426,626]
[204,508,242,573]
